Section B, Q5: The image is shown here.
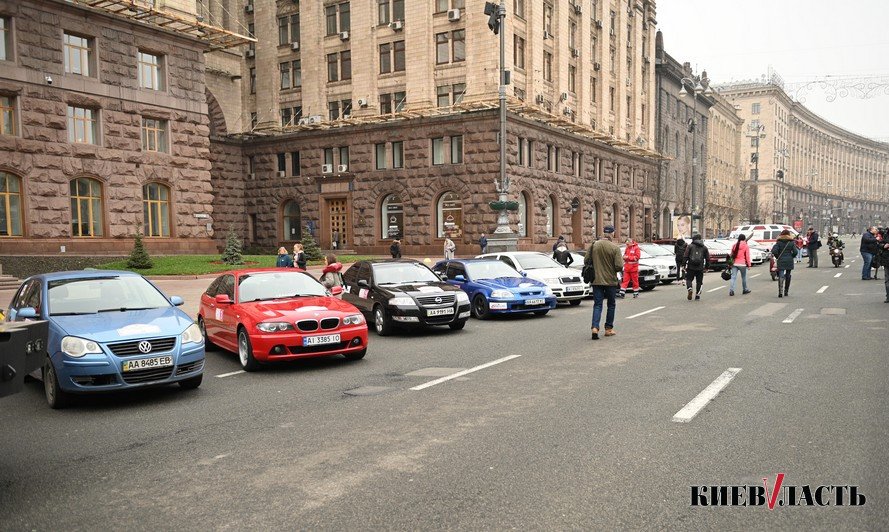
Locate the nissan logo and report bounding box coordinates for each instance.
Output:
[434,296,442,304]
[138,341,153,354]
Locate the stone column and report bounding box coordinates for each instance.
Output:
[253,0,279,128]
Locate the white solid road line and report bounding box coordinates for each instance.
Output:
[411,355,522,391]
[750,273,761,278]
[817,285,829,294]
[626,306,666,320]
[845,264,850,269]
[707,285,725,292]
[834,272,843,278]
[672,368,742,423]
[783,308,805,324]
[216,370,246,378]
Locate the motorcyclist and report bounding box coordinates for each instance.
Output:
[828,233,845,267]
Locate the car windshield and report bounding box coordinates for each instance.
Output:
[513,254,561,270]
[238,271,327,302]
[640,243,674,257]
[465,261,520,280]
[48,276,171,316]
[373,262,440,285]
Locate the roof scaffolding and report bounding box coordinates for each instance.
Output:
[242,97,666,161]
[65,0,254,50]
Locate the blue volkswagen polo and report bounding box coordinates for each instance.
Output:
[5,271,205,408]
[432,259,557,319]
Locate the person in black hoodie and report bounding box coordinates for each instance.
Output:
[771,229,798,298]
[389,239,402,258]
[553,241,574,267]
[682,234,710,301]
[674,237,688,280]
[860,226,880,280]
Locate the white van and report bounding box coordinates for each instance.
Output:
[728,224,799,246]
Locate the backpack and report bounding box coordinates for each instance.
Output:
[581,243,596,284]
[687,243,706,270]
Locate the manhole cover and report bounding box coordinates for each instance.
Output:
[343,386,392,397]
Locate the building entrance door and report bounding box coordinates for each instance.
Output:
[326,198,349,250]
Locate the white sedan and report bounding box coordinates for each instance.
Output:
[476,251,589,305]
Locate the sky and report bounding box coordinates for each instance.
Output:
[657,0,889,142]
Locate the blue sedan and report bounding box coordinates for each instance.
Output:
[432,259,557,319]
[5,271,205,408]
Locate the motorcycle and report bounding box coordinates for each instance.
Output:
[769,254,778,281]
[830,246,844,267]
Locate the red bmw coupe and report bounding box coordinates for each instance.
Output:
[198,269,368,371]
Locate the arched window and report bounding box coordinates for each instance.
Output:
[69,177,103,237]
[517,191,529,237]
[0,172,23,237]
[545,195,555,238]
[282,200,301,241]
[437,191,463,238]
[143,182,170,237]
[381,193,404,239]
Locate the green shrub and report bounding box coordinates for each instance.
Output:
[221,228,244,265]
[126,233,153,269]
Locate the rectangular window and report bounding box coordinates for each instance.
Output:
[328,100,340,121]
[64,32,92,76]
[514,35,525,69]
[324,148,334,166]
[280,62,291,89]
[327,53,338,82]
[324,3,349,34]
[752,102,761,114]
[568,65,576,93]
[436,33,449,64]
[0,16,11,61]
[609,86,615,111]
[342,99,352,117]
[453,83,465,104]
[375,142,387,169]
[393,0,404,21]
[543,4,553,34]
[326,5,337,35]
[543,51,552,81]
[432,137,445,165]
[68,106,97,144]
[292,60,301,87]
[291,151,300,176]
[277,153,286,173]
[452,30,465,62]
[394,91,406,112]
[340,2,350,31]
[0,96,14,136]
[525,140,533,167]
[248,156,255,174]
[250,113,257,129]
[554,147,561,172]
[450,135,463,164]
[569,20,577,49]
[435,0,448,12]
[278,16,289,45]
[437,85,450,108]
[627,96,631,118]
[141,117,167,153]
[380,93,392,114]
[514,0,525,19]
[291,14,300,44]
[393,40,405,71]
[341,50,351,80]
[250,68,256,94]
[379,43,392,73]
[546,144,553,171]
[247,23,255,51]
[282,107,292,127]
[518,138,525,166]
[392,141,404,168]
[378,0,390,25]
[339,146,350,168]
[591,77,597,103]
[138,51,163,90]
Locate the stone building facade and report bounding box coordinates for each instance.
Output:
[0,0,228,254]
[719,77,889,233]
[705,90,744,236]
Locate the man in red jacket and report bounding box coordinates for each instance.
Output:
[619,238,641,299]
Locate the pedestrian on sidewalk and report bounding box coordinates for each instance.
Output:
[293,243,307,270]
[683,234,710,301]
[553,241,574,268]
[794,234,804,263]
[389,239,402,258]
[319,254,344,293]
[619,238,641,299]
[674,237,688,280]
[552,235,566,253]
[479,233,488,254]
[275,246,294,268]
[860,226,880,280]
[806,227,820,268]
[443,236,456,259]
[728,234,752,296]
[585,225,623,340]
[771,229,798,298]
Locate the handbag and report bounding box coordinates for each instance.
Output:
[581,242,596,284]
[721,269,731,281]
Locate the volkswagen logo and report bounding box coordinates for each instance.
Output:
[138,341,153,354]
[434,296,442,304]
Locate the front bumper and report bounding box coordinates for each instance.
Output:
[249,324,368,362]
[487,295,558,314]
[388,303,472,326]
[550,283,590,301]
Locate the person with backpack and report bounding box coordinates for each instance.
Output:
[553,241,574,268]
[683,234,710,301]
[728,234,752,296]
[618,238,641,299]
[771,229,798,298]
[584,226,623,340]
[674,237,688,280]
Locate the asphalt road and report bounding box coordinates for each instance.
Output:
[1,261,887,530]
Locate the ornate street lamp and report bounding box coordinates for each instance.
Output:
[678,71,713,236]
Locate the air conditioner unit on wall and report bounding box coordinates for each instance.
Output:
[448,8,461,22]
[290,42,300,51]
[322,164,333,173]
[535,94,545,104]
[357,98,368,108]
[560,92,568,101]
[593,62,601,71]
[244,49,255,58]
[595,20,603,29]
[307,115,322,124]
[248,172,255,179]
[244,4,253,13]
[573,4,582,15]
[338,164,348,172]
[543,30,552,40]
[390,20,403,31]
[571,48,580,58]
[276,171,285,178]
[339,31,350,41]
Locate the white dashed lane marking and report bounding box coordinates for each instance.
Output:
[625,306,665,320]
[845,265,850,269]
[834,273,843,278]
[411,355,522,391]
[216,370,245,378]
[750,273,762,278]
[672,368,742,423]
[707,285,725,293]
[783,309,805,324]
[817,285,829,294]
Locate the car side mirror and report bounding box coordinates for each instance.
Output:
[330,286,343,296]
[520,271,528,277]
[17,307,38,319]
[169,296,184,306]
[214,294,233,305]
[357,279,369,288]
[454,275,466,282]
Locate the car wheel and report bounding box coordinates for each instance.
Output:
[472,294,490,319]
[660,280,674,285]
[344,349,367,361]
[642,285,656,292]
[533,310,549,316]
[373,305,393,336]
[237,328,261,372]
[43,359,70,409]
[569,299,582,306]
[449,319,466,330]
[197,316,214,349]
[178,374,203,390]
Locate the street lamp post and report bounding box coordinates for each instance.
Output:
[678,72,712,236]
[775,147,788,224]
[746,124,766,223]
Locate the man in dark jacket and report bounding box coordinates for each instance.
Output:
[552,235,566,252]
[674,237,688,279]
[584,226,623,340]
[553,242,574,267]
[479,233,488,254]
[389,240,402,258]
[771,230,798,298]
[860,226,880,280]
[683,234,710,301]
[806,227,820,268]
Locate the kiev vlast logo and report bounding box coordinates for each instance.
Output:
[691,474,867,509]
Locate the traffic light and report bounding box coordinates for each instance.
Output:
[484,2,500,35]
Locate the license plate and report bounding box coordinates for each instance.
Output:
[122,355,173,372]
[427,307,455,317]
[567,285,584,292]
[643,276,655,281]
[526,298,545,305]
[303,334,340,346]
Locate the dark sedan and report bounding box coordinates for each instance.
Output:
[342,259,471,336]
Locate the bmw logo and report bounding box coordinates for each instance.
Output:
[138,341,153,354]
[434,296,442,304]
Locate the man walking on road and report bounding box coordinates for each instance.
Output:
[806,227,820,268]
[683,234,710,301]
[771,229,798,298]
[585,226,623,340]
[860,226,880,280]
[674,237,688,280]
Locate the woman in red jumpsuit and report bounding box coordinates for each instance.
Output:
[619,238,641,298]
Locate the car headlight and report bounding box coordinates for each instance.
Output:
[256,322,295,333]
[61,336,102,358]
[182,323,204,345]
[455,292,470,304]
[343,314,364,325]
[389,297,415,306]
[490,289,513,299]
[543,278,560,286]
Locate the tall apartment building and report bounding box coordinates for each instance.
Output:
[719,75,889,233]
[705,90,744,236]
[206,0,662,254]
[0,0,247,255]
